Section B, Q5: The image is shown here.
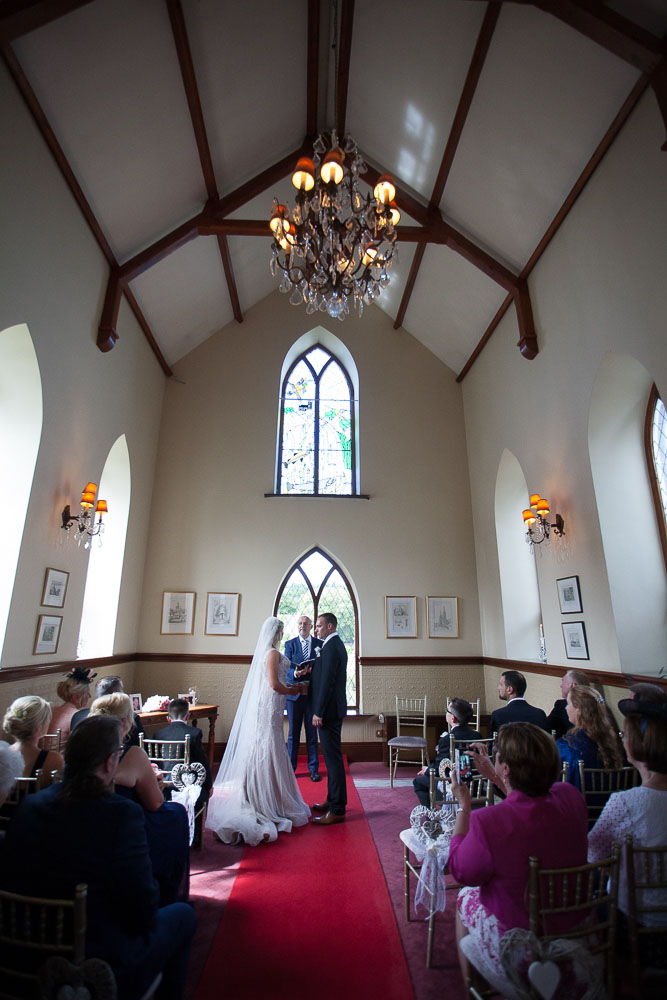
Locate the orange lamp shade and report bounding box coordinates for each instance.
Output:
[292,157,315,191]
[522,509,535,524]
[536,498,550,516]
[389,200,401,226]
[529,493,541,509]
[269,205,289,237]
[83,482,97,495]
[80,491,96,509]
[320,150,344,185]
[278,223,296,250]
[95,500,108,515]
[374,174,396,206]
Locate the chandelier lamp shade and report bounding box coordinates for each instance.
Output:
[269,131,400,320]
[61,482,108,547]
[522,493,565,549]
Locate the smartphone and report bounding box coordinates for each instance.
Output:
[455,748,473,783]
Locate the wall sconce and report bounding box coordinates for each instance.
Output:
[522,493,565,550]
[61,482,108,547]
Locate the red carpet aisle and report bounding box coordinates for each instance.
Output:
[194,760,415,1000]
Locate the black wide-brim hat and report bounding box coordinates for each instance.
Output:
[618,697,667,721]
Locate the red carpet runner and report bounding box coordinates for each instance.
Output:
[195,761,415,1000]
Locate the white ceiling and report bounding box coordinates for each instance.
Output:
[4,0,666,374]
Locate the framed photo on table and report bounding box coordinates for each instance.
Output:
[130,693,143,712]
[205,592,240,635]
[427,596,459,638]
[160,591,196,635]
[41,567,69,608]
[557,576,582,614]
[33,614,63,655]
[385,596,417,638]
[562,621,589,660]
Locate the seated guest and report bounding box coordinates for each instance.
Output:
[50,666,96,743]
[488,670,548,736]
[546,669,591,738]
[588,689,667,968]
[2,696,64,783]
[90,693,189,905]
[0,716,196,1000]
[449,722,588,995]
[413,698,482,808]
[154,700,212,791]
[71,674,145,746]
[557,684,624,789]
[0,741,24,807]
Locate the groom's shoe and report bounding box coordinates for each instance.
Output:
[312,811,345,826]
[310,772,321,782]
[312,801,330,813]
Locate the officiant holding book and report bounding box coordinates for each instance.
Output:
[284,616,322,782]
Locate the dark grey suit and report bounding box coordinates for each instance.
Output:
[310,634,347,815]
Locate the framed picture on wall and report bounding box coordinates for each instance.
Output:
[33,614,63,655]
[385,596,417,638]
[160,591,196,635]
[205,592,240,635]
[41,567,69,608]
[427,596,459,638]
[557,576,582,614]
[562,621,589,660]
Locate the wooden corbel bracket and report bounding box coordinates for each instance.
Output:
[513,279,538,360]
[97,270,124,353]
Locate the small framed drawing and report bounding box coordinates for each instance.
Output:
[385,596,417,638]
[130,694,143,713]
[205,592,240,636]
[427,596,459,638]
[160,592,196,635]
[562,621,589,660]
[41,567,69,608]
[33,614,63,655]
[557,576,582,614]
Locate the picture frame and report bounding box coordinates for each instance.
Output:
[427,596,459,638]
[130,693,143,713]
[557,575,582,614]
[385,596,417,638]
[178,693,195,705]
[160,591,196,635]
[205,592,240,636]
[33,614,63,655]
[562,620,589,660]
[41,567,69,609]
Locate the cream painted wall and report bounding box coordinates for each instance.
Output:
[0,62,166,667]
[463,92,667,675]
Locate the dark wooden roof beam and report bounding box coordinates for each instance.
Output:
[306,0,320,137]
[0,0,93,43]
[335,0,354,137]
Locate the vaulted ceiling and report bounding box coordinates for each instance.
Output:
[2,0,665,378]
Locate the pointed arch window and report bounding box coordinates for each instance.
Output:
[275,548,359,709]
[277,346,356,495]
[645,384,667,569]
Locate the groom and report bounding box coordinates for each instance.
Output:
[309,612,348,826]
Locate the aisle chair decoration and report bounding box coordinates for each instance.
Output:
[170,761,207,846]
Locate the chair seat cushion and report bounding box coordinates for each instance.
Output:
[388,736,427,748]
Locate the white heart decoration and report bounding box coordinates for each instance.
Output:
[528,959,561,1000]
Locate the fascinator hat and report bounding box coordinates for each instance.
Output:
[618,697,667,722]
[65,666,97,685]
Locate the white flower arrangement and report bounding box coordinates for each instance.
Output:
[141,694,171,712]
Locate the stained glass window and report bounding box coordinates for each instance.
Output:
[276,548,358,709]
[278,346,355,495]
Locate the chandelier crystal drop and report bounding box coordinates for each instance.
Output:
[269,131,400,321]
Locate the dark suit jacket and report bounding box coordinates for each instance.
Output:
[431,723,483,772]
[284,635,323,701]
[546,698,570,738]
[1,784,159,967]
[153,720,212,794]
[489,698,549,737]
[309,634,347,724]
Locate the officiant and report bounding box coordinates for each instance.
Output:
[284,616,322,782]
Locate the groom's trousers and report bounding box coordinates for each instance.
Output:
[318,717,346,815]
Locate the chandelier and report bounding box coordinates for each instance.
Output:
[61,482,108,548]
[269,131,400,320]
[522,493,565,551]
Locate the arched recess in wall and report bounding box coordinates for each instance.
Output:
[274,546,359,709]
[0,323,42,659]
[495,449,542,661]
[77,435,131,658]
[589,353,667,675]
[276,328,360,494]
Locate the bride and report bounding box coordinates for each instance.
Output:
[206,616,311,845]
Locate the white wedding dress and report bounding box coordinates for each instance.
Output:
[206,618,311,846]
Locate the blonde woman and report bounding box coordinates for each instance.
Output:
[50,667,96,742]
[2,695,64,783]
[90,692,189,904]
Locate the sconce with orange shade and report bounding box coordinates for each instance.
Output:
[522,493,564,549]
[61,482,109,548]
